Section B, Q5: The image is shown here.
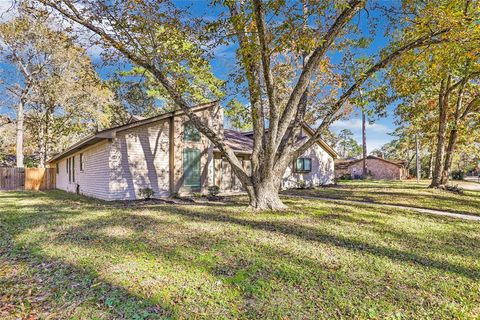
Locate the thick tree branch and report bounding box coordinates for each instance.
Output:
[39,0,252,185]
[228,1,265,181]
[252,0,279,175]
[275,0,365,146]
[461,95,480,119]
[289,28,451,160]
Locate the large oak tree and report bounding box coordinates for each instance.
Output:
[32,0,461,209]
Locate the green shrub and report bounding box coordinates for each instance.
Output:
[451,170,465,180]
[139,188,154,200]
[207,185,220,197]
[297,179,307,189]
[339,173,352,180]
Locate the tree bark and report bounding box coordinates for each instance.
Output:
[440,80,466,185]
[428,149,434,179]
[415,133,421,182]
[38,120,46,168]
[249,178,287,211]
[441,129,458,184]
[15,100,24,168]
[430,76,450,188]
[362,108,367,177]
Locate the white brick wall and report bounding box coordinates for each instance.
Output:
[52,105,224,201]
[55,141,111,200]
[53,104,334,199]
[109,119,170,200]
[282,142,335,188]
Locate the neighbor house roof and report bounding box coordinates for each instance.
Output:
[335,155,407,169]
[47,101,218,163]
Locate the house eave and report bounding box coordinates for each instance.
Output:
[47,136,108,163]
[47,101,219,164]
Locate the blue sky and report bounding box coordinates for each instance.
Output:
[0,0,398,152]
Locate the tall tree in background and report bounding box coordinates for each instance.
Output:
[0,10,113,167]
[0,15,42,167]
[103,73,159,127]
[33,0,465,209]
[337,129,362,158]
[389,0,480,187]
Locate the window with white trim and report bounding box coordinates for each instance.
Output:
[294,157,312,173]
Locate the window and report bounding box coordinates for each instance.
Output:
[68,158,71,182]
[80,153,84,172]
[72,156,75,182]
[184,123,201,141]
[183,148,201,187]
[66,158,68,173]
[56,164,59,174]
[295,157,312,173]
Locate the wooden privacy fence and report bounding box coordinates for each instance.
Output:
[0,167,56,191]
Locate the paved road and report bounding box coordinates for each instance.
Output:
[465,176,480,182]
[453,178,480,191]
[285,194,480,221]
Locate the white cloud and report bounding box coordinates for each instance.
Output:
[330,118,389,134]
[330,117,394,153]
[0,0,16,22]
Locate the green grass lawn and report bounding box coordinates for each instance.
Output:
[1,190,480,319]
[284,179,480,216]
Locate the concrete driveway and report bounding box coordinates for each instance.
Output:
[453,178,480,191]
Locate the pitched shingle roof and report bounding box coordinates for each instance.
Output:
[220,126,338,158]
[334,155,407,169]
[223,129,254,153]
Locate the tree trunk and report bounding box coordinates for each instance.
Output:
[415,133,421,182]
[38,117,46,168]
[362,108,367,177]
[247,178,287,211]
[440,81,465,185]
[430,77,450,188]
[428,146,434,179]
[15,100,24,168]
[441,129,458,184]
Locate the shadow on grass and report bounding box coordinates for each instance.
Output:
[0,192,172,318]
[283,187,480,216]
[0,249,169,319]
[155,206,480,280]
[1,190,480,318]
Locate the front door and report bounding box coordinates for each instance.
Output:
[220,159,232,191]
[183,148,201,189]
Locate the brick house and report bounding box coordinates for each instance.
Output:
[47,102,337,200]
[335,155,407,180]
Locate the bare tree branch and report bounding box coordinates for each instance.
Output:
[275,0,365,146]
[290,28,451,160]
[38,0,252,186]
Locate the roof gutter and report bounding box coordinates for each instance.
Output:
[47,101,219,163]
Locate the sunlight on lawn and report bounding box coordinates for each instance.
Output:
[285,179,480,215]
[1,190,480,319]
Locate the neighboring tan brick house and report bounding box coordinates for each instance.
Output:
[48,102,337,200]
[335,155,407,180]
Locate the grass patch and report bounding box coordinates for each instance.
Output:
[284,179,480,215]
[1,190,479,319]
